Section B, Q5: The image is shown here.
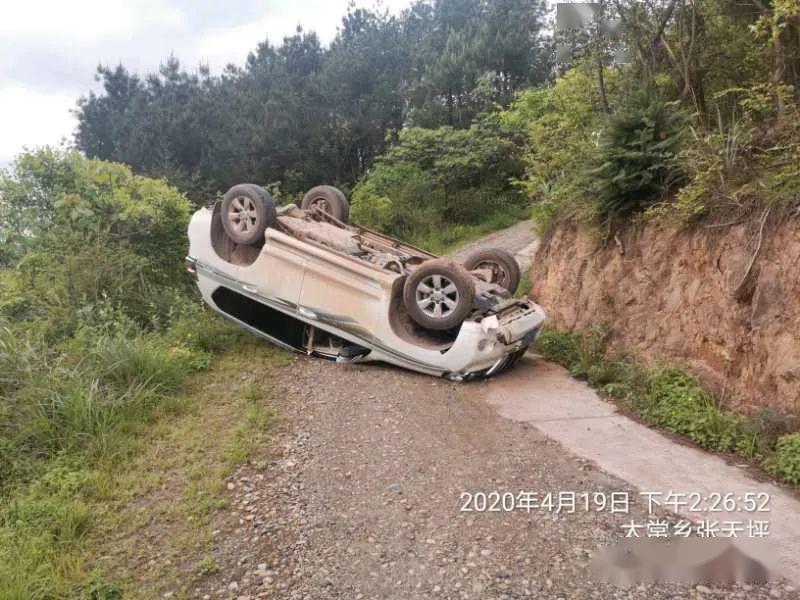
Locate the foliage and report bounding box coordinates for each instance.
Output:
[351,115,527,245]
[535,328,582,368]
[0,151,257,596]
[591,95,685,219]
[74,0,551,202]
[642,367,748,454]
[0,149,191,336]
[500,67,622,231]
[494,0,800,230]
[534,328,797,483]
[666,111,755,221]
[662,88,800,222]
[767,433,800,485]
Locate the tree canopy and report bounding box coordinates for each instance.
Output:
[75,0,550,203]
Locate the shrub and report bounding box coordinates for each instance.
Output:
[501,67,622,231]
[0,321,46,395]
[350,115,527,243]
[592,95,685,219]
[90,332,209,395]
[643,367,745,454]
[665,109,757,222]
[534,329,582,368]
[767,433,800,485]
[1,149,190,273]
[0,150,251,597]
[0,149,193,334]
[165,302,245,355]
[351,163,440,238]
[534,327,607,381]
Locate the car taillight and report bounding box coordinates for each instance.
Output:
[184,256,197,274]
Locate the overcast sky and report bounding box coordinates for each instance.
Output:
[0,0,414,168]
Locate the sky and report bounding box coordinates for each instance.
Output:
[0,0,414,168]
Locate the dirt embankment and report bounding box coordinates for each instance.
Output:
[529,214,800,415]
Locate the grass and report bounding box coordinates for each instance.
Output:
[411,206,529,255]
[514,269,532,298]
[534,327,800,486]
[88,341,289,597]
[0,310,290,599]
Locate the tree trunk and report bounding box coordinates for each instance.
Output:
[597,56,610,114]
[596,0,610,114]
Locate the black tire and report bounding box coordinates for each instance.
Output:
[403,259,475,331]
[462,248,521,295]
[301,185,350,223]
[221,184,277,246]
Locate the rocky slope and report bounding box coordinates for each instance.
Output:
[529,212,800,415]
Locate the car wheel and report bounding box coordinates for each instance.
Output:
[462,248,521,295]
[403,259,475,331]
[301,185,350,223]
[221,184,277,246]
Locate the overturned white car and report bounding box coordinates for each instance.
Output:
[186,183,546,380]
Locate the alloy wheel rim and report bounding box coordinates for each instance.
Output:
[311,197,332,213]
[416,274,459,319]
[229,196,258,233]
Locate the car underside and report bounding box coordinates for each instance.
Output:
[186,183,546,380]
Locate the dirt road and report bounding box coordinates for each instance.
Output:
[451,219,538,271]
[192,221,796,599]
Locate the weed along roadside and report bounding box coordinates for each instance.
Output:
[0,154,289,597]
[1,328,289,597]
[88,343,290,597]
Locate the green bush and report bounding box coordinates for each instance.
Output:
[500,67,622,231]
[592,95,685,219]
[0,149,192,335]
[165,302,245,355]
[534,328,582,368]
[0,150,248,487]
[767,433,800,485]
[0,322,46,395]
[351,162,440,239]
[350,115,527,245]
[90,332,209,395]
[643,367,746,454]
[534,327,606,381]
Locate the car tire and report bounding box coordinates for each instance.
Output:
[221,183,277,246]
[462,248,521,295]
[403,259,475,331]
[301,185,350,223]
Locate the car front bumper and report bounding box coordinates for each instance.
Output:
[441,300,546,380]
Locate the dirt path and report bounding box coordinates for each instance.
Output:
[197,358,792,599]
[450,219,538,271]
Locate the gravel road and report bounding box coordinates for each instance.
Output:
[197,359,792,599]
[191,221,795,599]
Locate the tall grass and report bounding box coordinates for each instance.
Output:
[411,206,529,254]
[0,303,244,597]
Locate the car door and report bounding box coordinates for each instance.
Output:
[298,248,382,336]
[237,233,306,310]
